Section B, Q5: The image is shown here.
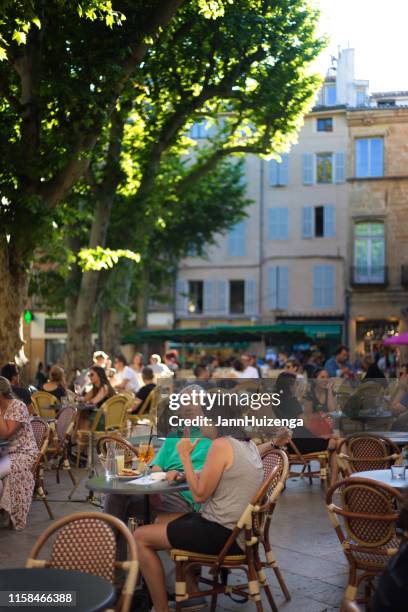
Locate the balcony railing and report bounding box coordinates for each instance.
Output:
[350,266,388,286]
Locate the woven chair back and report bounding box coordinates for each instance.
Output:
[30,417,49,451]
[341,434,399,473]
[50,517,116,582]
[32,391,57,409]
[329,478,401,548]
[103,394,128,430]
[261,448,289,495]
[55,406,77,442]
[97,435,138,466]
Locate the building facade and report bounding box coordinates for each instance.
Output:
[175,49,369,352]
[347,104,408,356]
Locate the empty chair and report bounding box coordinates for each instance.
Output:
[326,477,403,607]
[30,417,53,519]
[26,512,138,612]
[337,433,400,477]
[31,391,57,419]
[259,447,290,601]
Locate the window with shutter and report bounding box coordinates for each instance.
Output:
[268,154,289,186]
[267,267,289,310]
[313,265,335,309]
[245,279,257,315]
[187,281,203,314]
[355,138,384,178]
[323,205,335,237]
[303,153,314,184]
[229,280,245,314]
[217,280,228,314]
[176,279,188,315]
[316,153,333,183]
[203,280,215,314]
[227,221,246,256]
[268,208,289,240]
[302,206,314,238]
[335,151,345,183]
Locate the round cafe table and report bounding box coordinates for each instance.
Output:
[366,431,408,446]
[85,475,188,523]
[350,469,408,489]
[351,412,394,431]
[0,567,115,612]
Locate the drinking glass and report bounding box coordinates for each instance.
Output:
[105,442,117,480]
[138,443,155,474]
[391,465,406,480]
[115,449,125,474]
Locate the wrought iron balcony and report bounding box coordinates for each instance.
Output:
[350,266,388,286]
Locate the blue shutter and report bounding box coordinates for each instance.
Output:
[268,209,277,239]
[203,280,215,314]
[302,206,314,238]
[371,138,384,177]
[279,154,289,185]
[323,265,335,308]
[313,265,335,309]
[268,160,278,186]
[335,151,345,183]
[228,221,246,256]
[267,267,277,310]
[268,208,288,240]
[277,266,289,309]
[303,153,314,184]
[323,205,335,237]
[279,208,289,239]
[245,279,257,315]
[217,280,228,315]
[175,279,188,315]
[356,139,368,177]
[313,266,324,308]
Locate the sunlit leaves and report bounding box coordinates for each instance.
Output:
[78,247,141,270]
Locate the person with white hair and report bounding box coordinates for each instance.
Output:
[149,354,173,378]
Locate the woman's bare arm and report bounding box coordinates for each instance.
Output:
[177,438,232,504]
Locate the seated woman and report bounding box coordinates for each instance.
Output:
[304,368,336,415]
[42,365,68,401]
[77,366,116,431]
[134,401,264,612]
[273,371,337,456]
[0,377,38,530]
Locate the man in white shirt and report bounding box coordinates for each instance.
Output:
[237,354,260,379]
[149,354,173,378]
[113,355,140,393]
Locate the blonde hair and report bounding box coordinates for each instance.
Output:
[49,365,64,384]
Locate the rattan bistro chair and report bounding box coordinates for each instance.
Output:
[75,395,128,468]
[287,439,330,488]
[326,477,403,606]
[259,448,290,601]
[126,388,156,425]
[26,512,139,612]
[31,391,58,418]
[30,417,53,519]
[46,405,77,488]
[170,466,281,612]
[96,434,139,468]
[337,433,401,477]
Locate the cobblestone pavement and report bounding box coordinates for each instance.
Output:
[0,466,347,611]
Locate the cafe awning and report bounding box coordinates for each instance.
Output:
[123,322,342,345]
[123,324,311,345]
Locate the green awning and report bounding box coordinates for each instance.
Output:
[123,324,310,345]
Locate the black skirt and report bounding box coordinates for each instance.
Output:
[167,512,242,555]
